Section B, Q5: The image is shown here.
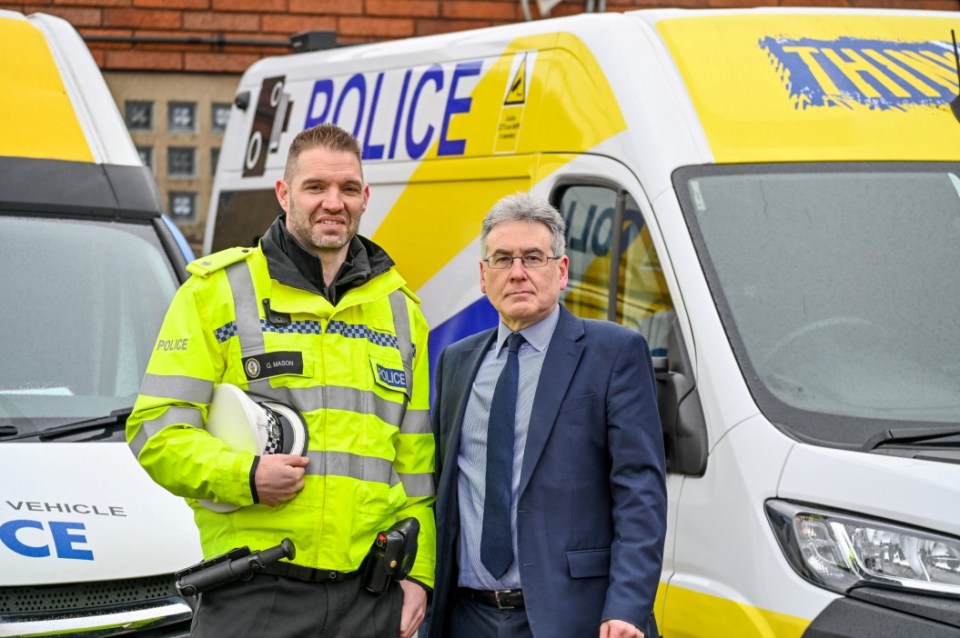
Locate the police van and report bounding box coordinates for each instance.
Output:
[0,10,202,637]
[206,7,960,636]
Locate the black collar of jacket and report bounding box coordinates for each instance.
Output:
[260,215,395,306]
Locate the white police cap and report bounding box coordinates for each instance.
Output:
[199,383,307,513]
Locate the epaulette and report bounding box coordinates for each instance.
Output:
[187,246,255,278]
[400,284,421,305]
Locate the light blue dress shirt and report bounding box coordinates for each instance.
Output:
[457,305,560,590]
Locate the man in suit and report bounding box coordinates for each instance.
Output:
[429,192,667,638]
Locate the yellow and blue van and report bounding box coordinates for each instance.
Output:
[0,10,201,637]
[208,7,960,636]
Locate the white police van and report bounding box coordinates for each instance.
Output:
[0,10,202,637]
[207,7,960,636]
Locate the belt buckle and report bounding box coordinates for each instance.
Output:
[493,589,518,610]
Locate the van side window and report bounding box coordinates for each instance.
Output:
[210,189,284,251]
[555,184,674,356]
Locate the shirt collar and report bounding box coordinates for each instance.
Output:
[496,305,560,354]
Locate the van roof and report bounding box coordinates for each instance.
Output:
[0,11,161,219]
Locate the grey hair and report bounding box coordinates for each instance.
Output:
[480,192,566,257]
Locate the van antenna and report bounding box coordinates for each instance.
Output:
[950,29,960,123]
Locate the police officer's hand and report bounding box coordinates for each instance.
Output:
[398,579,427,638]
[255,454,309,506]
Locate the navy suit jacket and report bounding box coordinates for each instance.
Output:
[429,306,667,637]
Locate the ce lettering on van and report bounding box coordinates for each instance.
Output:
[1,519,94,560]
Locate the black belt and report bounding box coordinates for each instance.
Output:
[260,562,358,583]
[461,588,525,610]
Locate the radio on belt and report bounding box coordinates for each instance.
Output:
[360,517,420,594]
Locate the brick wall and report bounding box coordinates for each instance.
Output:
[5,0,959,72]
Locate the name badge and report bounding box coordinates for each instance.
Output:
[242,351,304,380]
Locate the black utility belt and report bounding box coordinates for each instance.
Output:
[174,518,419,597]
[260,562,359,583]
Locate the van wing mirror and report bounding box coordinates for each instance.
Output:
[654,320,708,476]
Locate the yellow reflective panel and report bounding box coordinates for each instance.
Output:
[657,13,960,162]
[372,33,627,292]
[662,585,809,638]
[0,17,92,161]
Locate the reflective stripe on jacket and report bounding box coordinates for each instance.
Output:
[127,244,436,587]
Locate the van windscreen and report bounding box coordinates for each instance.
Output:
[675,162,960,446]
[0,215,179,437]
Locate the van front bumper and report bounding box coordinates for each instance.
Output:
[804,587,960,638]
[0,598,192,637]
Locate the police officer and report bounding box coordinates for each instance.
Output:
[127,123,435,638]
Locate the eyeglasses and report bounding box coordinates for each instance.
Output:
[482,252,562,269]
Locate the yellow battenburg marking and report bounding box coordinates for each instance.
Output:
[372,33,627,291]
[662,585,809,638]
[657,14,960,162]
[0,17,92,162]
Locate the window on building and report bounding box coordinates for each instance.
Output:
[136,146,153,172]
[168,147,196,178]
[169,192,197,221]
[168,101,197,133]
[212,103,231,134]
[211,147,220,177]
[125,101,153,131]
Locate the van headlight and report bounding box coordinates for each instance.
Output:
[766,499,960,596]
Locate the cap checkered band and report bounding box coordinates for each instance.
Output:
[262,407,283,455]
[214,321,238,344]
[260,320,323,335]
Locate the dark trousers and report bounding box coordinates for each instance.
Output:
[447,596,535,638]
[446,595,661,638]
[190,572,403,638]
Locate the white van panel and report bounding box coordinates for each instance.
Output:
[0,443,200,587]
[779,444,960,537]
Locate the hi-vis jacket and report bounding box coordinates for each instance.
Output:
[127,232,436,588]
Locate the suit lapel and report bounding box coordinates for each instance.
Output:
[518,307,584,497]
[440,328,496,471]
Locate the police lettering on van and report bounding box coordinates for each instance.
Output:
[240,52,539,178]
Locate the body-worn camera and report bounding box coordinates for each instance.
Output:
[360,517,420,594]
[175,538,296,596]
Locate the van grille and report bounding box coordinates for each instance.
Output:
[0,575,179,614]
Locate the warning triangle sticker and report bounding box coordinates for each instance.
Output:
[504,54,527,105]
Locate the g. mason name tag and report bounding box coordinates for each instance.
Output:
[242,351,304,380]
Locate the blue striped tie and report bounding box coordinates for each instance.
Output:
[481,332,524,579]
